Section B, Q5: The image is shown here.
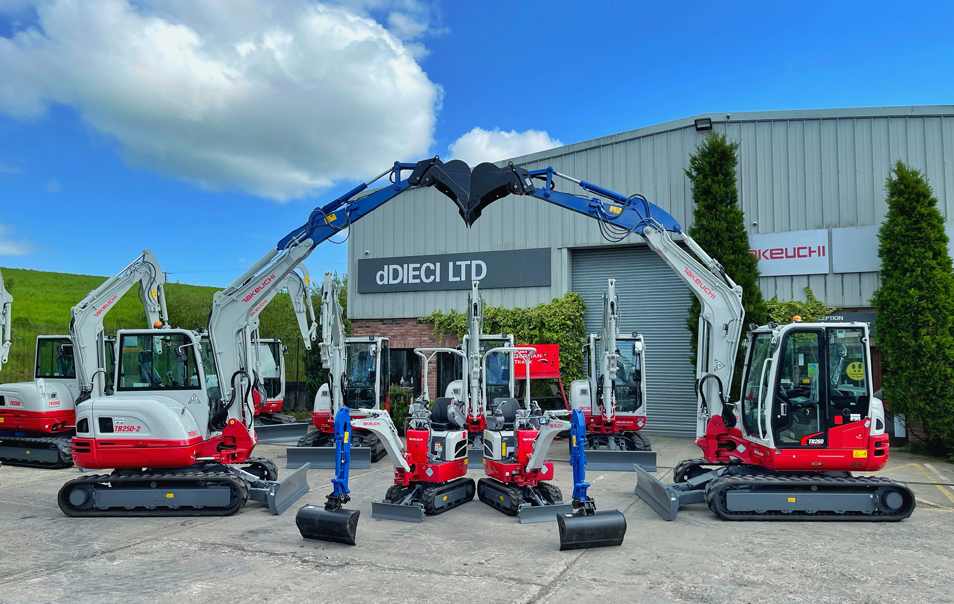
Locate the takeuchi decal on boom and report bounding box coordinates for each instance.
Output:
[93,295,118,317]
[684,267,716,300]
[243,274,276,303]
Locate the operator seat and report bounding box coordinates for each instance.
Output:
[138,351,162,386]
[488,398,520,431]
[430,397,455,431]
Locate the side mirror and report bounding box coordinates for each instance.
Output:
[175,346,188,363]
[282,345,289,356]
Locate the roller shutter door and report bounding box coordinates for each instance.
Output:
[571,246,696,437]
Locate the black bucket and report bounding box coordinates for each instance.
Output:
[296,504,360,546]
[557,509,627,551]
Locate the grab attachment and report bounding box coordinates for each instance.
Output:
[556,409,627,550]
[297,407,360,545]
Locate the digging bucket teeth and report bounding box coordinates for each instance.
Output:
[585,450,657,472]
[297,504,360,545]
[371,501,425,523]
[467,448,483,468]
[286,446,371,470]
[633,463,706,521]
[557,509,627,551]
[517,502,574,524]
[249,463,311,515]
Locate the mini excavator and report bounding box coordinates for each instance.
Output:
[569,278,656,472]
[291,271,390,468]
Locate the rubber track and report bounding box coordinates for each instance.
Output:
[0,435,73,469]
[705,474,916,521]
[477,478,523,516]
[537,481,563,503]
[421,478,475,515]
[58,470,250,517]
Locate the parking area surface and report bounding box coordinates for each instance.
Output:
[0,436,952,604]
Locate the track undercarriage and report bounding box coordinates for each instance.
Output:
[58,457,309,517]
[0,434,73,469]
[636,459,916,521]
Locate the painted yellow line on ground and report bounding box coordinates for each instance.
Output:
[881,463,918,474]
[915,497,951,509]
[913,464,954,505]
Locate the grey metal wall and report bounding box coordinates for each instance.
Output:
[349,106,954,319]
[571,247,697,436]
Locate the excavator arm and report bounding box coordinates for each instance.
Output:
[0,269,11,373]
[599,279,620,425]
[453,162,745,440]
[70,250,168,400]
[207,158,473,432]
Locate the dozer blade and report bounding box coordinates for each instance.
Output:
[585,450,657,472]
[467,447,483,468]
[297,504,360,546]
[557,509,627,551]
[371,501,425,523]
[255,422,310,444]
[286,446,371,470]
[633,464,705,521]
[248,463,311,515]
[517,502,574,524]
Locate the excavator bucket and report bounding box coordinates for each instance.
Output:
[464,162,531,226]
[371,501,425,523]
[286,446,371,470]
[517,502,574,524]
[633,464,706,521]
[557,509,627,550]
[467,447,483,468]
[297,504,360,545]
[585,450,657,472]
[247,463,312,515]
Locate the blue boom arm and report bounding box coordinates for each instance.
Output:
[327,406,353,510]
[569,408,591,504]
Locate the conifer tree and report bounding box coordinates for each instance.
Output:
[873,161,954,451]
[685,132,767,398]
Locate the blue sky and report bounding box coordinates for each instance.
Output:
[0,1,952,286]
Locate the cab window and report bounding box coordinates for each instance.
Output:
[740,333,773,437]
[827,327,870,419]
[118,333,200,391]
[35,338,75,379]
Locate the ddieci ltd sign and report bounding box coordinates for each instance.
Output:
[748,229,829,277]
[357,249,551,293]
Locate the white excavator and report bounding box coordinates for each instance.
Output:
[442,281,516,466]
[0,268,11,376]
[0,250,168,469]
[290,271,390,468]
[58,157,474,517]
[251,265,318,420]
[568,278,656,472]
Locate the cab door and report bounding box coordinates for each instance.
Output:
[771,329,828,448]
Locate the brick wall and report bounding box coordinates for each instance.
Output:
[351,318,460,398]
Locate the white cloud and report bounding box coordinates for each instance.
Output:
[0,0,442,200]
[0,222,32,256]
[0,161,20,173]
[44,179,60,192]
[448,127,563,167]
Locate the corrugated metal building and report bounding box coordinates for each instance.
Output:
[348,106,954,436]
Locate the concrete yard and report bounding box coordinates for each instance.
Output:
[0,436,952,604]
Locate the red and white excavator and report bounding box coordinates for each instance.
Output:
[0,251,168,469]
[290,271,391,468]
[442,281,516,466]
[568,278,656,472]
[451,160,915,522]
[57,157,476,517]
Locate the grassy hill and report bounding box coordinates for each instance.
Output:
[0,267,313,384]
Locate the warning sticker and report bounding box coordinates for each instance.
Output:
[846,361,865,381]
[188,393,201,405]
[807,363,819,378]
[853,450,868,458]
[714,359,726,372]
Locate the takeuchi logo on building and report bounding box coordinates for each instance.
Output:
[749,245,826,260]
